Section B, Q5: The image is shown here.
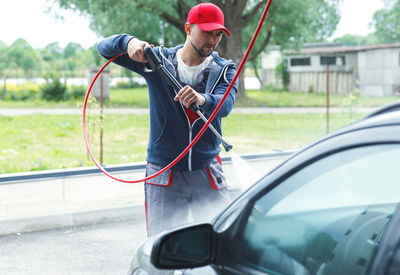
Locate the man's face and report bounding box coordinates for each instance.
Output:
[188,24,223,58]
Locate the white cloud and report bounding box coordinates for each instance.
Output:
[331,0,385,39]
[0,0,99,49]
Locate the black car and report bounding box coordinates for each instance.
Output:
[129,101,400,275]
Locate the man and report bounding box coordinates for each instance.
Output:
[97,2,238,236]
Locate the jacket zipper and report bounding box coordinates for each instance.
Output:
[188,126,193,171]
[186,65,230,171]
[160,48,232,170]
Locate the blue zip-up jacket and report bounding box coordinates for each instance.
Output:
[97,34,238,170]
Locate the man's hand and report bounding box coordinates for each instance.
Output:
[127,38,151,63]
[174,85,206,108]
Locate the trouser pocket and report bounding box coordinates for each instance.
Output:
[145,162,173,186]
[206,156,227,190]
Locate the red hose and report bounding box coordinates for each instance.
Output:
[83,0,273,183]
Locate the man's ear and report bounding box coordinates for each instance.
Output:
[185,23,191,35]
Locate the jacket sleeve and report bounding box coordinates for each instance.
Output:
[202,65,238,118]
[96,34,148,76]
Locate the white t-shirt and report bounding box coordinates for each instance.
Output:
[176,49,212,86]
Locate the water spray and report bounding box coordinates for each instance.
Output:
[230,150,262,191]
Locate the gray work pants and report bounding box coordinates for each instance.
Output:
[144,156,231,236]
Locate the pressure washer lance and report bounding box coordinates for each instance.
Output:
[143,46,233,152]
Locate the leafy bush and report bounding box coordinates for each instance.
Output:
[66,85,86,100]
[40,73,67,101]
[5,82,39,101]
[308,84,314,94]
[275,59,290,91]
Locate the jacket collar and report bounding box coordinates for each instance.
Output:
[161,44,234,67]
[159,44,236,93]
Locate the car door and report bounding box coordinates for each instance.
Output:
[219,142,400,275]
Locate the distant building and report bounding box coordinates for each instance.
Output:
[262,43,400,96]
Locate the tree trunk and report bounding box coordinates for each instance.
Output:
[219,12,246,98]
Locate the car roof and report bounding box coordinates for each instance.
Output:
[331,100,400,135]
[362,100,400,119]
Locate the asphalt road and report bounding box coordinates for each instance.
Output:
[0,217,147,275]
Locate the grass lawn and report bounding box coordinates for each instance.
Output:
[0,87,397,173]
[236,89,398,107]
[0,111,366,174]
[0,87,397,108]
[95,88,399,108]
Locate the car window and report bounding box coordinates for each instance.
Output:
[235,144,400,275]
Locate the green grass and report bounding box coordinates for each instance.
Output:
[236,90,398,107]
[0,87,397,108]
[0,87,398,173]
[0,114,150,173]
[0,111,366,174]
[222,112,365,154]
[107,87,150,107]
[0,100,82,108]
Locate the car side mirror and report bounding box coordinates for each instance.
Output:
[151,223,215,269]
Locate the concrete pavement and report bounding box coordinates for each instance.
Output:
[0,218,147,275]
[0,154,291,235]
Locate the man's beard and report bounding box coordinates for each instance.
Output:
[190,41,213,58]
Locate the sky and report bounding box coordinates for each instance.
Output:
[0,0,386,49]
[0,0,99,49]
[331,0,385,39]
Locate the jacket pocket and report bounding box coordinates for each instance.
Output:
[206,157,227,190]
[145,162,173,187]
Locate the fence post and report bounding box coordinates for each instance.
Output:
[326,64,330,134]
[2,73,6,101]
[100,75,104,165]
[87,68,109,165]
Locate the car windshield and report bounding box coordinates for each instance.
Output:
[236,144,400,275]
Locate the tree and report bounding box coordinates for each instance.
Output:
[89,45,104,67]
[44,42,64,59]
[0,41,7,101]
[371,0,400,44]
[64,42,84,75]
[363,33,381,45]
[333,34,366,46]
[64,42,84,59]
[0,41,7,75]
[7,38,40,78]
[54,0,340,96]
[40,42,65,73]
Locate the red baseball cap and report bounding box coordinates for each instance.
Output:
[187,3,231,37]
